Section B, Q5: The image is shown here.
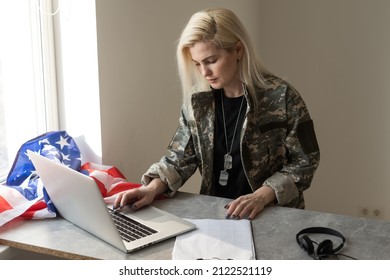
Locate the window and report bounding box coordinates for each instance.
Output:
[0,0,58,181]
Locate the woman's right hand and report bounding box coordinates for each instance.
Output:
[113,178,168,210]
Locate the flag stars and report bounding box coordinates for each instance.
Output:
[40,139,50,145]
[56,136,71,150]
[62,154,70,162]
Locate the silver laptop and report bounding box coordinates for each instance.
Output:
[28,151,196,253]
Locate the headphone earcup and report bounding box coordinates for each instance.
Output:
[317,239,334,256]
[298,235,314,255]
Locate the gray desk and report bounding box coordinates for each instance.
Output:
[0,191,389,260]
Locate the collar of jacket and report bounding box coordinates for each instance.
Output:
[190,87,254,120]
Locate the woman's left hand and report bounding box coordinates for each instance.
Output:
[225,185,276,220]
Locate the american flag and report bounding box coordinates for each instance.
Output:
[0,131,141,227]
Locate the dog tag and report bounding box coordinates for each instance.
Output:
[219,170,229,186]
[224,154,233,170]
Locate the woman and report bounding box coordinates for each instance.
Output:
[114,8,320,220]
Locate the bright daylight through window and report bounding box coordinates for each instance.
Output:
[0,0,58,181]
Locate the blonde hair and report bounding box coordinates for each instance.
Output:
[177,8,272,111]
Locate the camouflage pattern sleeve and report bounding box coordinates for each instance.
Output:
[263,81,320,208]
[141,106,199,197]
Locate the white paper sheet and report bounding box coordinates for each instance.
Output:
[172,218,255,260]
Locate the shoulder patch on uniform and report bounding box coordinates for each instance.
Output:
[297,119,319,154]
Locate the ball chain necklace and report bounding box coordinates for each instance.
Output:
[219,85,246,186]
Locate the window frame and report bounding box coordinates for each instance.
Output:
[0,0,59,182]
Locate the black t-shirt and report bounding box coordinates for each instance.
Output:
[213,89,252,199]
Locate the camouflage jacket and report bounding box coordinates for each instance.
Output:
[142,77,320,209]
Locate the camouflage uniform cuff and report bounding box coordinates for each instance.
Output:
[263,172,299,205]
[141,163,182,197]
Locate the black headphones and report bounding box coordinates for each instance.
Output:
[296,227,346,259]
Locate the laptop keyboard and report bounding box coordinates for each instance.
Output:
[109,209,158,242]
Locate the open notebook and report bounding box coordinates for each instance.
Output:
[172,218,255,260]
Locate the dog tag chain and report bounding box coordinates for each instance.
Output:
[219,88,245,186]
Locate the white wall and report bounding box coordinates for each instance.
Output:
[254,0,390,220]
[95,0,390,220]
